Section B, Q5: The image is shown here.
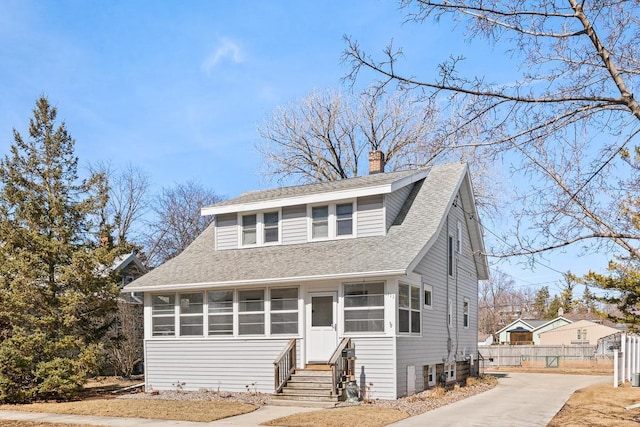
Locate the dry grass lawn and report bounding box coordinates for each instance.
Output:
[549,381,640,427]
[262,406,408,427]
[0,399,257,423]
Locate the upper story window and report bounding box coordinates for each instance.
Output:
[240,211,280,247]
[456,220,462,253]
[242,214,257,245]
[448,235,454,277]
[463,298,469,328]
[264,212,279,243]
[312,206,329,239]
[309,202,355,241]
[336,203,353,236]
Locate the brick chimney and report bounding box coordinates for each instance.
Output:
[368,150,385,174]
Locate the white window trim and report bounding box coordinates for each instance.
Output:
[238,288,266,336]
[343,281,385,334]
[269,287,299,336]
[151,286,301,339]
[423,284,433,310]
[447,234,455,277]
[178,293,204,337]
[207,289,234,337]
[307,200,357,241]
[238,210,282,247]
[151,294,176,337]
[426,365,436,387]
[398,282,421,335]
[446,362,456,381]
[463,297,470,329]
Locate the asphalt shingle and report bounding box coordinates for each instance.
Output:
[125,163,470,291]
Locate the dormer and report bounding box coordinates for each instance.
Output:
[203,158,429,251]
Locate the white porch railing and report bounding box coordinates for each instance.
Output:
[613,333,640,387]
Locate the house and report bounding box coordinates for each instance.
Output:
[497,317,572,345]
[111,252,148,303]
[539,320,620,346]
[123,154,488,400]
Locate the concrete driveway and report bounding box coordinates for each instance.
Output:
[391,372,609,427]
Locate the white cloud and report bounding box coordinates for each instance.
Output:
[202,37,244,74]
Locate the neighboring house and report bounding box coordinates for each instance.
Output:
[124,154,488,400]
[539,320,620,346]
[497,317,572,345]
[111,252,148,303]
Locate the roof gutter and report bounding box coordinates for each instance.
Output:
[123,268,407,292]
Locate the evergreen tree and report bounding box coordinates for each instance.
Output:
[0,97,119,402]
[560,274,575,315]
[581,286,597,314]
[582,260,640,330]
[547,296,562,319]
[533,286,550,318]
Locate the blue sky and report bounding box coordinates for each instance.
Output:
[0,0,609,296]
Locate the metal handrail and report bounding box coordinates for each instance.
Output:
[273,338,296,393]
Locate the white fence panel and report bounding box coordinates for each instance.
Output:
[613,333,640,387]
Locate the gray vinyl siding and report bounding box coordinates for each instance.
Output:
[282,205,307,244]
[351,336,397,400]
[395,190,479,396]
[215,214,238,250]
[385,184,414,230]
[144,338,300,393]
[357,195,384,237]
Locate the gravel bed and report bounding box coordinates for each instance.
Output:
[365,377,497,416]
[118,376,497,416]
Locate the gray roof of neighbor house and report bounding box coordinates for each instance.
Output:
[125,163,488,292]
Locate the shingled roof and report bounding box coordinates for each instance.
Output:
[125,163,488,292]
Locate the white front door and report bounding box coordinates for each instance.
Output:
[307,292,337,362]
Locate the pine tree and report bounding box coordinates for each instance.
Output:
[0,97,119,402]
[559,274,575,315]
[533,286,550,318]
[582,260,640,330]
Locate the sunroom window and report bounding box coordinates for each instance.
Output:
[208,290,233,335]
[399,283,421,334]
[270,288,298,334]
[344,282,384,333]
[152,294,175,336]
[179,293,203,336]
[238,289,264,335]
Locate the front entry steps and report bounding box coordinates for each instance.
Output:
[270,365,344,408]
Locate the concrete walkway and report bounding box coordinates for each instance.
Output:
[391,372,610,427]
[0,405,318,426]
[0,372,609,426]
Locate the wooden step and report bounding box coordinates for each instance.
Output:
[273,393,341,402]
[305,364,331,370]
[280,387,338,397]
[287,381,333,389]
